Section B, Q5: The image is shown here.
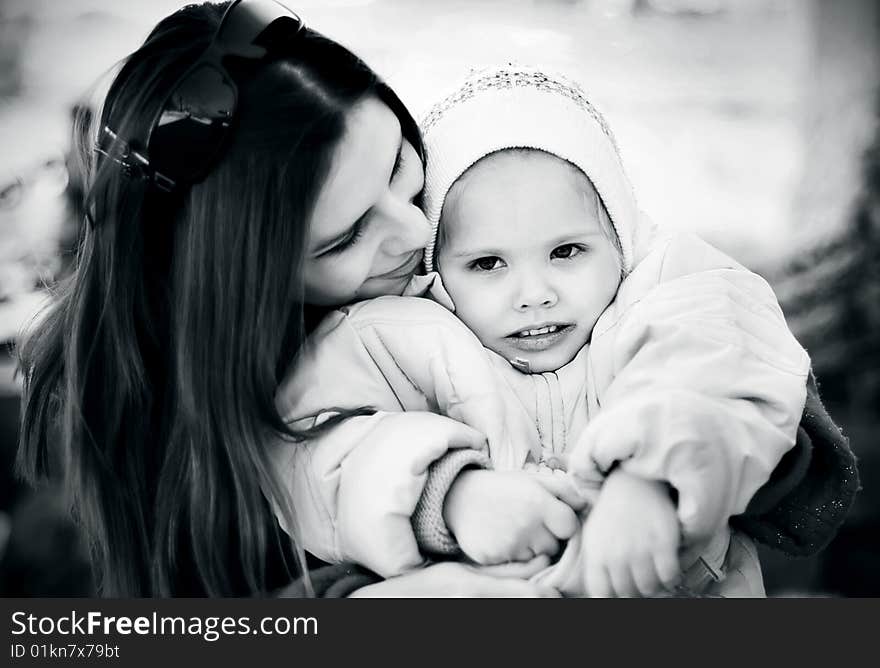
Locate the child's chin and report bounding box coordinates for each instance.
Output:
[525,352,574,373]
[500,346,579,374]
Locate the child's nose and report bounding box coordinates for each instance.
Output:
[515,277,558,311]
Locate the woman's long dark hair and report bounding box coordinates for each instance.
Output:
[17,2,422,597]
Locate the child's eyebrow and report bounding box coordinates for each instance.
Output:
[445,230,606,258]
[547,230,606,245]
[445,248,498,259]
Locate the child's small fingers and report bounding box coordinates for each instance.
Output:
[654,549,682,591]
[512,545,537,563]
[530,528,561,560]
[532,471,589,511]
[631,555,663,597]
[542,498,579,540]
[608,563,638,598]
[585,561,612,598]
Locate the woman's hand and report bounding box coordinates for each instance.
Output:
[443,469,580,565]
[582,470,681,597]
[349,556,560,597]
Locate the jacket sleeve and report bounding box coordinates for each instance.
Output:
[342,296,530,470]
[569,235,811,543]
[732,371,861,555]
[270,297,512,576]
[278,297,525,467]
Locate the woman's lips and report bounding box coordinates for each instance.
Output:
[375,251,422,280]
[505,324,574,352]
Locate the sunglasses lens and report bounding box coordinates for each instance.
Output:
[217,0,303,56]
[143,1,304,189]
[150,64,235,185]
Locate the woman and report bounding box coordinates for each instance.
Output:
[17,0,856,597]
[15,0,555,597]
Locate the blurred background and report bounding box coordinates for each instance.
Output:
[1,0,877,596]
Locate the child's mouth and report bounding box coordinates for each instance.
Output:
[506,324,574,351]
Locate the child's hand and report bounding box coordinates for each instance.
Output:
[582,470,681,597]
[528,465,593,512]
[443,469,579,565]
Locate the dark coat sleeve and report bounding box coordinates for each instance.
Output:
[731,371,861,556]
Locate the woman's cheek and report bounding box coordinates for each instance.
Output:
[338,250,377,297]
[330,263,368,301]
[303,260,359,306]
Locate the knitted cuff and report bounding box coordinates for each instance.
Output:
[411,449,492,555]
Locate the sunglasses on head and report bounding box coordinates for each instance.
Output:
[96,0,305,192]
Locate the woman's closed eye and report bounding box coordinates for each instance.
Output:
[320,216,369,257]
[390,142,406,183]
[550,243,588,260]
[468,256,505,272]
[318,139,411,259]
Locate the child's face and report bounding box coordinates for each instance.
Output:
[437,150,622,373]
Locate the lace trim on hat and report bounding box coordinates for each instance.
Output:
[421,68,622,155]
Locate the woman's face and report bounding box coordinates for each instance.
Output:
[303,96,430,306]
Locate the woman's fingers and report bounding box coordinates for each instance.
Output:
[467,576,560,598]
[472,554,551,579]
[351,558,559,597]
[465,556,559,597]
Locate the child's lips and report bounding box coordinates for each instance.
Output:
[505,324,574,351]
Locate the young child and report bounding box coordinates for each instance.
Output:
[274,66,811,596]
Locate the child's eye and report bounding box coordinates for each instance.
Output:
[551,244,586,260]
[469,256,504,272]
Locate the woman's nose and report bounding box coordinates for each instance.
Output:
[379,195,431,256]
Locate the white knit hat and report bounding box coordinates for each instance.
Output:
[420,65,637,273]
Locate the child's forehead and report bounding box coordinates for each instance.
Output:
[440,154,606,250]
[444,149,599,222]
[462,148,591,186]
[445,148,596,217]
